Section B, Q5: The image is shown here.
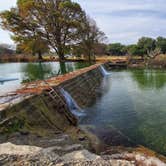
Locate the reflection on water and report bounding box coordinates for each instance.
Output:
[0,62,90,95]
[22,63,53,82]
[81,69,166,155]
[131,69,166,89]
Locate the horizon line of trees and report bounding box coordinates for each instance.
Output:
[106,36,166,58]
[1,36,166,59]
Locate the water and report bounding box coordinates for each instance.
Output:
[0,62,90,95]
[100,65,111,76]
[60,88,85,117]
[81,69,166,156]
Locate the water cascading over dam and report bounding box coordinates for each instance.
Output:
[100,65,111,76]
[60,88,85,117]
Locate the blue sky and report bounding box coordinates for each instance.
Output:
[0,0,166,44]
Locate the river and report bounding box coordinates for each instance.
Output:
[0,62,90,95]
[81,69,166,156]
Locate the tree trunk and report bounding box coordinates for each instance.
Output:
[88,53,91,62]
[58,47,65,62]
[59,53,65,62]
[38,51,43,61]
[59,62,67,74]
[87,49,92,63]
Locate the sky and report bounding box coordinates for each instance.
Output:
[0,0,166,45]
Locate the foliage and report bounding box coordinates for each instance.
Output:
[156,37,166,54]
[137,37,156,55]
[107,36,166,58]
[72,16,106,61]
[94,43,107,55]
[127,44,144,56]
[107,43,127,56]
[13,36,49,59]
[0,0,86,61]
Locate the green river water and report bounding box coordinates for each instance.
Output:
[81,69,166,156]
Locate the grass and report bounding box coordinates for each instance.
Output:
[96,55,128,62]
[0,54,166,66]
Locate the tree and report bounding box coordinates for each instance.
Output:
[127,44,144,56]
[75,17,106,62]
[156,37,166,54]
[94,43,107,56]
[137,37,156,56]
[14,36,49,60]
[107,43,127,56]
[0,0,86,61]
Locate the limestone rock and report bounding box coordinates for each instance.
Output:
[61,150,101,162]
[0,142,41,155]
[0,142,165,166]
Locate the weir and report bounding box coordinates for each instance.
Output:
[0,63,105,139]
[60,88,85,117]
[100,65,111,76]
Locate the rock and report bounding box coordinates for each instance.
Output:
[61,150,101,162]
[56,159,134,166]
[0,142,42,155]
[0,142,165,166]
[40,144,83,156]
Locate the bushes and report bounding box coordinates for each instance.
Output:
[107,36,166,58]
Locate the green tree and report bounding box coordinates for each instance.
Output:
[107,43,127,56]
[14,36,49,60]
[0,0,86,61]
[156,37,166,54]
[127,44,144,56]
[137,37,156,56]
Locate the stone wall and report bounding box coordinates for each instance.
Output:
[0,65,103,138]
[59,67,103,108]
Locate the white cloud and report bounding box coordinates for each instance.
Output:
[74,0,166,44]
[1,0,166,44]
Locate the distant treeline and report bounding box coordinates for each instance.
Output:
[105,36,166,57]
[0,44,14,56]
[1,36,166,60]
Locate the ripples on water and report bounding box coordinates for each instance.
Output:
[81,69,166,156]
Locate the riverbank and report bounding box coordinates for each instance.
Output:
[128,54,166,69]
[1,54,166,69]
[0,142,165,166]
[0,54,126,63]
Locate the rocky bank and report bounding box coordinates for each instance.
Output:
[0,141,165,166]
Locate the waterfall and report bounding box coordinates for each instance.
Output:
[60,88,85,117]
[100,65,111,76]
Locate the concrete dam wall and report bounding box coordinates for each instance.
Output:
[0,64,104,138]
